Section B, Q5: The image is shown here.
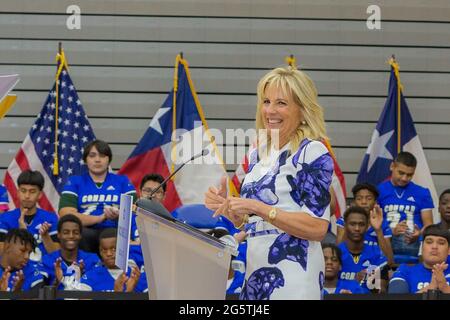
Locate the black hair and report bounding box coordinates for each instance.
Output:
[439,189,450,203]
[394,151,417,168]
[322,243,342,265]
[423,224,450,245]
[82,139,112,164]
[140,173,166,192]
[351,183,379,199]
[5,228,37,252]
[57,214,83,233]
[343,206,369,223]
[99,228,118,241]
[17,170,45,190]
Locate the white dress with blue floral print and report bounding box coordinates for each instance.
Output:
[239,139,333,300]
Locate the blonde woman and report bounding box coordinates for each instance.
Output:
[205,67,334,299]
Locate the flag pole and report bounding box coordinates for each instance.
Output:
[389,54,402,154]
[53,42,69,175]
[53,42,63,175]
[171,52,183,175]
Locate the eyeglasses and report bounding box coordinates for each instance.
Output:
[141,188,164,195]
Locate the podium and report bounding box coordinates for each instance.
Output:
[135,199,238,300]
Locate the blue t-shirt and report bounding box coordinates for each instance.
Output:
[0,208,58,262]
[324,279,368,294]
[0,184,9,211]
[130,213,139,241]
[129,244,144,269]
[336,217,392,246]
[80,263,146,292]
[40,249,100,288]
[338,242,387,290]
[61,172,136,229]
[377,181,434,230]
[0,261,43,291]
[135,269,148,293]
[390,263,450,293]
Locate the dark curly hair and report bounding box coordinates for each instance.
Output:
[5,228,37,252]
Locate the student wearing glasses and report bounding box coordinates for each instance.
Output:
[139,174,166,204]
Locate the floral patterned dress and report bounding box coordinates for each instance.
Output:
[239,139,333,300]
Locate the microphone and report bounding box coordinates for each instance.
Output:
[147,148,209,199]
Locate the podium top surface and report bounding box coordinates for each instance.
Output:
[136,199,238,256]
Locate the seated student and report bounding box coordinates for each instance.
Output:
[338,206,389,293]
[130,173,167,244]
[60,228,145,292]
[126,173,169,271]
[58,140,137,253]
[438,189,450,265]
[377,152,434,264]
[0,229,43,291]
[0,170,59,262]
[322,243,367,294]
[418,189,450,263]
[336,183,394,266]
[40,214,100,289]
[0,184,9,213]
[389,224,450,294]
[436,189,450,231]
[139,173,166,204]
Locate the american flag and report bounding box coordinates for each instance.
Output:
[4,64,96,213]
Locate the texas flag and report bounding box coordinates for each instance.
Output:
[119,55,227,212]
[357,58,439,221]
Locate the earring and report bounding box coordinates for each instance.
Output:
[301,120,306,125]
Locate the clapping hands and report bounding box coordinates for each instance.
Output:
[104,206,119,220]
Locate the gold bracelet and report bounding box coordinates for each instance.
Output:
[268,207,277,223]
[235,214,249,229]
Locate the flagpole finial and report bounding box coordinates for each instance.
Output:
[285,54,297,69]
[388,55,400,77]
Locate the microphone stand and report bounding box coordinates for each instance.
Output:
[136,149,209,219]
[146,149,209,200]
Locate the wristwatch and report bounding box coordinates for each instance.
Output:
[268,207,277,223]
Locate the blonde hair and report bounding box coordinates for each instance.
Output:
[255,66,327,153]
